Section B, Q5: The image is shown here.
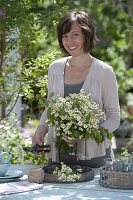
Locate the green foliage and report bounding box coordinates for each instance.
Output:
[0,0,38,51]
[0,113,47,165]
[89,1,133,105]
[120,147,130,157]
[21,51,61,115]
[116,68,133,104]
[0,0,37,30]
[0,0,69,117]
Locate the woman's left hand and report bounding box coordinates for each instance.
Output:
[62,133,76,145]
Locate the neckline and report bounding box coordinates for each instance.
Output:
[63,56,96,87]
[67,56,94,69]
[64,80,85,86]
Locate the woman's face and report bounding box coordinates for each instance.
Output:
[62,22,85,56]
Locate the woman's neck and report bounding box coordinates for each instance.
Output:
[68,53,93,69]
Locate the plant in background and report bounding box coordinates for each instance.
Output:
[46,89,112,154]
[0,113,47,165]
[21,51,60,116]
[120,147,130,157]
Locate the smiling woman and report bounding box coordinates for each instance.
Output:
[57,11,97,55]
[32,11,120,168]
[61,23,84,57]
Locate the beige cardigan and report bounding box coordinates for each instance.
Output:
[39,56,120,162]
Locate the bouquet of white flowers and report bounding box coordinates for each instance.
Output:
[46,89,112,153]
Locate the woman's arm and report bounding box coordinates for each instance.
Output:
[32,125,48,145]
[100,67,120,132]
[32,66,53,145]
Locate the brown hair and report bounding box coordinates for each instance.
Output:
[57,11,98,55]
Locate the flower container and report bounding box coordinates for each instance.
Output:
[99,166,133,189]
[43,164,94,183]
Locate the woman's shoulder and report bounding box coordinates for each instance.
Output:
[94,58,113,71]
[93,58,115,77]
[49,57,68,72]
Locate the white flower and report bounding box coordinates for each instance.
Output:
[80,89,84,93]
[77,116,81,121]
[78,121,82,126]
[79,135,83,139]
[60,124,66,129]
[68,110,73,115]
[53,162,81,182]
[83,124,87,128]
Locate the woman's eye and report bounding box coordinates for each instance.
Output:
[72,33,79,37]
[62,34,68,38]
[62,33,79,39]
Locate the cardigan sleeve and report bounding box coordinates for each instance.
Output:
[38,57,67,127]
[100,67,120,132]
[39,66,53,127]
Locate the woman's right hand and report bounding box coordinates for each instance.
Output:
[32,125,48,146]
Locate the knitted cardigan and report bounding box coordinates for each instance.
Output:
[39,56,120,162]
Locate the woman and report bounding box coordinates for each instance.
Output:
[32,10,120,168]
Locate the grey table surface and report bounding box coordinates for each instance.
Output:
[0,164,133,200]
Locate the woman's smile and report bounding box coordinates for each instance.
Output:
[68,45,78,50]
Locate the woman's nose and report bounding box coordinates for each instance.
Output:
[66,35,74,43]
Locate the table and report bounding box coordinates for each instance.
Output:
[0,165,133,200]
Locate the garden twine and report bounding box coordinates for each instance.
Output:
[28,168,45,184]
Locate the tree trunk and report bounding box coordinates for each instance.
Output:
[0,9,6,119]
[0,32,6,119]
[128,0,133,16]
[127,0,133,68]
